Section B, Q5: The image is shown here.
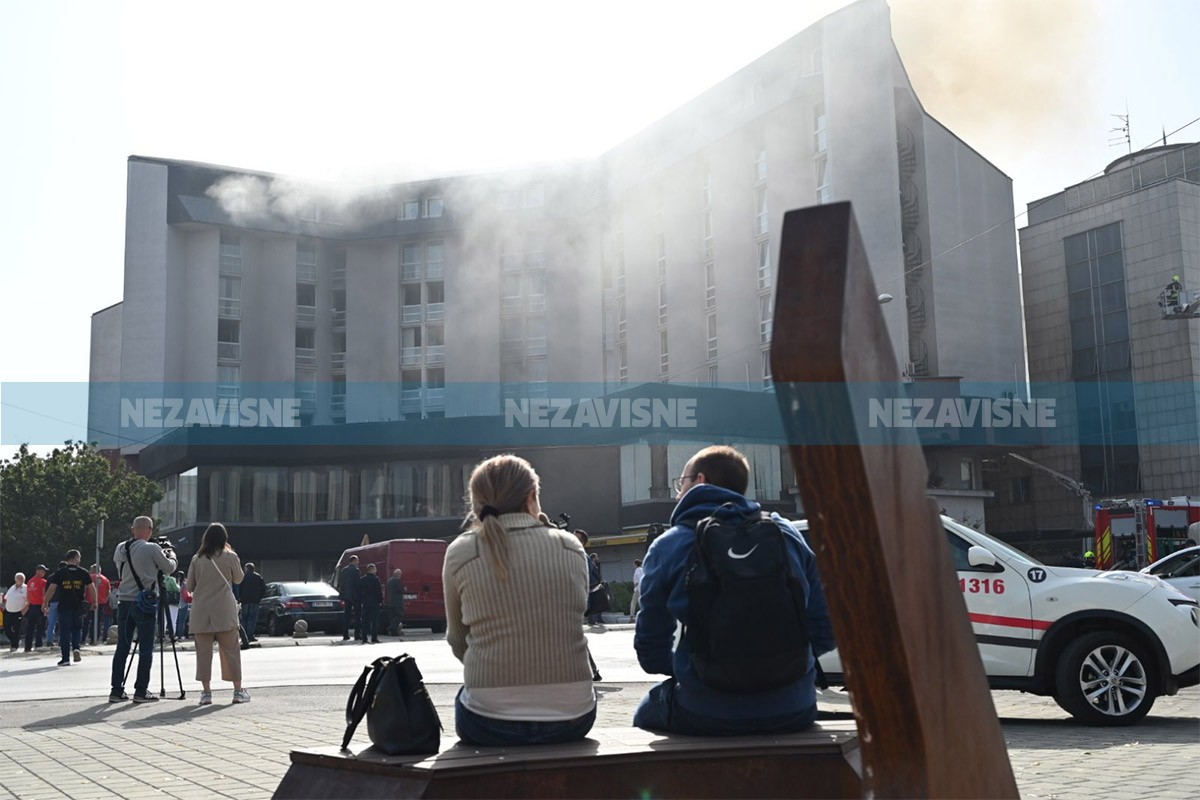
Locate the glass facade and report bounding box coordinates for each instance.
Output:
[156,459,476,530]
[1063,223,1140,495]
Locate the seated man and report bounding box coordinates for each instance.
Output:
[633,445,835,735]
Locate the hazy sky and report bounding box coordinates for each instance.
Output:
[1,0,1197,452]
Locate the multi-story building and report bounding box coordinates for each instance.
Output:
[986,141,1200,543]
[89,0,1024,577]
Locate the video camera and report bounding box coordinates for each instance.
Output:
[552,513,571,530]
[150,534,178,560]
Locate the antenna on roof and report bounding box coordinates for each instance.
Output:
[1109,111,1131,153]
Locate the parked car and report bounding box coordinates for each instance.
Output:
[258,581,345,637]
[335,539,448,633]
[1141,545,1200,602]
[810,517,1200,726]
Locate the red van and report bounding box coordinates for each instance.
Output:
[335,538,449,633]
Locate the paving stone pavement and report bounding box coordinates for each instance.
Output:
[1,658,1196,799]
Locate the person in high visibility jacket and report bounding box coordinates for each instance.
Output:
[1083,551,1096,569]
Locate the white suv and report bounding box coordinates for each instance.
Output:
[810,517,1200,726]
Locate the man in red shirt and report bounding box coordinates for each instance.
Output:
[23,565,48,651]
[88,565,112,645]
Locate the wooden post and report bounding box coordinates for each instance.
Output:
[770,202,1018,798]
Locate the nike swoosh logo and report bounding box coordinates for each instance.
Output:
[727,544,759,560]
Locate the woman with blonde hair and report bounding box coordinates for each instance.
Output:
[186,522,249,705]
[444,454,596,745]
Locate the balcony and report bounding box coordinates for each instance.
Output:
[331,351,346,371]
[426,261,444,280]
[297,305,317,326]
[705,286,716,310]
[219,250,242,275]
[295,348,317,369]
[400,389,423,414]
[425,388,446,408]
[218,297,241,318]
[501,296,522,315]
[217,342,241,362]
[401,263,422,282]
[332,308,347,328]
[297,390,317,414]
[401,346,423,366]
[297,262,318,283]
[331,395,346,416]
[527,337,547,357]
[425,345,445,365]
[426,303,445,322]
[332,269,346,290]
[501,340,523,360]
[755,212,769,236]
[401,305,423,324]
[216,383,240,400]
[760,318,773,344]
[528,295,546,314]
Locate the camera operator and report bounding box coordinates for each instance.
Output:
[109,516,177,703]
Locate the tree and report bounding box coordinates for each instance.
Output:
[0,442,163,580]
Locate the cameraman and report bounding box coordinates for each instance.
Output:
[109,516,177,703]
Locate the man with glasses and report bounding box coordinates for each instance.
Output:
[633,445,835,736]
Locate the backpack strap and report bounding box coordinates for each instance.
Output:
[342,657,391,750]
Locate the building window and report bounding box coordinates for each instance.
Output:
[702,211,714,261]
[815,156,831,204]
[706,314,718,362]
[658,283,668,328]
[659,330,669,379]
[1010,477,1031,505]
[657,232,667,282]
[755,187,768,236]
[754,150,767,183]
[760,293,773,343]
[219,233,242,274]
[424,198,443,218]
[705,261,717,310]
[217,365,240,400]
[813,101,827,153]
[757,240,772,290]
[401,243,422,281]
[761,349,772,388]
[618,344,628,383]
[1064,222,1139,495]
[217,319,240,362]
[218,276,241,318]
[401,200,420,220]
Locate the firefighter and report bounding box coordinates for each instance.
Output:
[1165,275,1183,312]
[1083,550,1096,569]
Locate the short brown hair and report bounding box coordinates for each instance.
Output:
[689,445,750,494]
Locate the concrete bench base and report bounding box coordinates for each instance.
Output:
[274,722,861,799]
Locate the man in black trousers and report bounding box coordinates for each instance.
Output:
[337,556,360,641]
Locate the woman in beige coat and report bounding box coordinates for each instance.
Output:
[186,523,248,705]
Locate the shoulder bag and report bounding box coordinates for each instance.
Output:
[341,654,442,755]
[123,540,160,621]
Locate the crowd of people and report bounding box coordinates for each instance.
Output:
[7,443,836,747]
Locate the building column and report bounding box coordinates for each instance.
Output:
[649,444,671,499]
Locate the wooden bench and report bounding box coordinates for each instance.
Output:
[274,722,861,799]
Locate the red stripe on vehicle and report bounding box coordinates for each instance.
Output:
[969,613,1052,631]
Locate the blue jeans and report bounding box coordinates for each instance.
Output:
[455,689,596,746]
[239,602,260,639]
[633,678,817,736]
[46,602,59,645]
[58,609,85,662]
[111,601,157,694]
[176,603,190,638]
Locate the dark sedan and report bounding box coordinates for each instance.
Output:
[258,581,345,637]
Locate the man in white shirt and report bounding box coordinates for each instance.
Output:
[4,573,29,652]
[629,559,644,618]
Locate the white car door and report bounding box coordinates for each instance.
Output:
[944,526,1036,677]
[1143,548,1200,602]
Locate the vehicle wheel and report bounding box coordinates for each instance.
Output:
[1053,631,1157,726]
[267,615,282,637]
[430,621,447,634]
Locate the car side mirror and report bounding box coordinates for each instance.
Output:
[967,546,997,568]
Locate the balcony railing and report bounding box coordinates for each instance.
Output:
[297,305,317,326]
[401,346,423,366]
[425,345,445,364]
[527,337,547,357]
[400,389,423,413]
[217,383,240,400]
[218,297,241,318]
[332,269,346,290]
[297,262,318,283]
[402,305,423,324]
[760,318,773,344]
[295,348,317,369]
[217,342,241,362]
[426,261,444,280]
[332,308,346,327]
[501,296,522,314]
[331,351,346,371]
[705,286,716,310]
[426,303,445,322]
[331,396,346,415]
[219,250,242,275]
[528,295,546,313]
[501,340,523,360]
[425,388,445,408]
[401,263,421,282]
[755,212,769,236]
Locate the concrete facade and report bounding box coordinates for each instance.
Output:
[988,143,1200,536]
[90,0,1022,562]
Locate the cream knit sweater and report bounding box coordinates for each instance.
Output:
[444,513,593,688]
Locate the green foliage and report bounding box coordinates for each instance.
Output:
[608,581,634,615]
[0,442,163,579]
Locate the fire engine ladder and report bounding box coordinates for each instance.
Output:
[1134,503,1149,567]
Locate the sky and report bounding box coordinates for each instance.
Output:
[1,0,1197,455]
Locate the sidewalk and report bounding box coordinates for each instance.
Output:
[1,637,1196,800]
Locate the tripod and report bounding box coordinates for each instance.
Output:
[124,573,186,700]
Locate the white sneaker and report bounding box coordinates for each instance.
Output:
[232,689,251,704]
[198,691,212,706]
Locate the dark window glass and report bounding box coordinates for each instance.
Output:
[1071,319,1096,348]
[1102,340,1130,371]
[1064,233,1090,265]
[1093,223,1122,256]
[1097,251,1125,284]
[1066,262,1092,293]
[1069,290,1093,321]
[1100,281,1126,312]
[1072,348,1097,377]
[1102,310,1129,343]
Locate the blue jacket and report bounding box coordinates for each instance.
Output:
[634,484,835,720]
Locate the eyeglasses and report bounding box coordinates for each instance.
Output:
[672,474,698,493]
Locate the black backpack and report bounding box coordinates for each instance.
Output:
[685,506,810,693]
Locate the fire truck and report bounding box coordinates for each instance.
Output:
[1094,497,1200,570]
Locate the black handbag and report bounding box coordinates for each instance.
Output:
[342,654,442,755]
